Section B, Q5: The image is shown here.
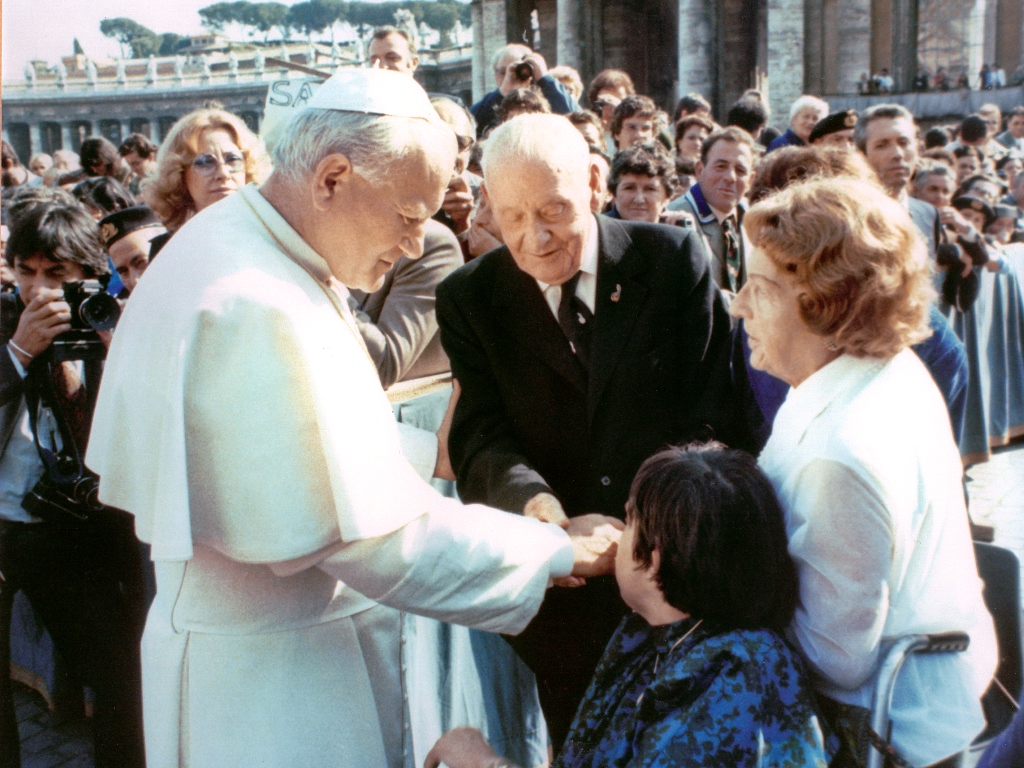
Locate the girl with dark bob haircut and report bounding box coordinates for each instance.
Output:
[626,441,798,631]
[426,442,829,768]
[554,442,828,768]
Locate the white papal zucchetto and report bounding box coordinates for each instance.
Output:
[306,67,437,120]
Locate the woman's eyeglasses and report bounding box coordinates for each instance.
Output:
[191,152,245,176]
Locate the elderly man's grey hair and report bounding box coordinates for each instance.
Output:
[490,43,531,72]
[482,113,590,183]
[271,108,455,186]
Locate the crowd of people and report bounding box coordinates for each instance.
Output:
[1,25,1023,768]
[857,63,1024,95]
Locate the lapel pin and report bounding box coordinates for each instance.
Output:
[610,284,622,303]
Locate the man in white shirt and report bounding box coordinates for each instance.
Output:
[86,70,620,768]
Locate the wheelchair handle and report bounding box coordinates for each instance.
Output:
[867,631,971,768]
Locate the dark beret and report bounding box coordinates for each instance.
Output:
[98,205,162,249]
[959,115,988,144]
[952,195,995,226]
[808,110,858,144]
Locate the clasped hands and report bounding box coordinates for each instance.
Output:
[432,385,621,586]
[524,492,622,587]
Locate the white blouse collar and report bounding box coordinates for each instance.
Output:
[771,354,887,448]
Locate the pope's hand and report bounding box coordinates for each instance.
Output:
[568,513,623,581]
[424,727,511,768]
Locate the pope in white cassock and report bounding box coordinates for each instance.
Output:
[85,69,621,767]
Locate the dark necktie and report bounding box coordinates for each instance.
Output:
[722,215,741,294]
[557,272,593,368]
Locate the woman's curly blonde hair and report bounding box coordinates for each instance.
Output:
[142,108,271,231]
[744,177,935,359]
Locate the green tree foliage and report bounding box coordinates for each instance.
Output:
[253,3,291,40]
[100,17,161,58]
[346,1,469,35]
[286,0,344,39]
[159,33,192,56]
[198,2,251,32]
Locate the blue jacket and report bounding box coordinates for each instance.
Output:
[555,614,830,768]
[767,128,805,153]
[470,75,580,137]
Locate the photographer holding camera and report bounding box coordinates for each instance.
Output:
[469,44,579,137]
[0,201,144,767]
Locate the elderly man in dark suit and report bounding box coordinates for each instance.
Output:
[435,114,735,747]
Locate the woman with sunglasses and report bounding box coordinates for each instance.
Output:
[143,108,271,254]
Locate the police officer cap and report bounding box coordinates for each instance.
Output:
[98,206,162,249]
[994,203,1017,220]
[809,110,858,144]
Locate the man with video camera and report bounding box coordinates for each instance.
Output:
[0,201,144,767]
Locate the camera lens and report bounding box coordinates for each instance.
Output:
[514,62,533,81]
[79,292,121,332]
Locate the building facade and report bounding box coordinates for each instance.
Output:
[471,0,1024,124]
[2,38,472,163]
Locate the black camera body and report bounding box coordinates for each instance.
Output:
[51,279,121,362]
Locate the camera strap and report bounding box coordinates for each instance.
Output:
[23,362,88,483]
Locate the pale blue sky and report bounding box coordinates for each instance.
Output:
[3,1,214,74]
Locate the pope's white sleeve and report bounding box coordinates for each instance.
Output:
[316,504,574,635]
[396,422,438,482]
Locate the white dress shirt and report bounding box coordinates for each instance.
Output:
[535,214,599,319]
[758,351,996,766]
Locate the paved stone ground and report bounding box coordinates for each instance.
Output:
[11,442,1024,767]
[12,682,92,767]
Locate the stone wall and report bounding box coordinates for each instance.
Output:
[767,0,804,128]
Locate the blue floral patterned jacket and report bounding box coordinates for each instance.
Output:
[554,614,831,768]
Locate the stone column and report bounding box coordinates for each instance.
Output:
[121,120,132,143]
[556,0,581,69]
[766,0,805,128]
[677,0,714,103]
[28,123,42,157]
[61,123,73,151]
[983,0,998,66]
[967,0,987,88]
[890,0,919,91]
[825,0,871,96]
[471,0,507,104]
